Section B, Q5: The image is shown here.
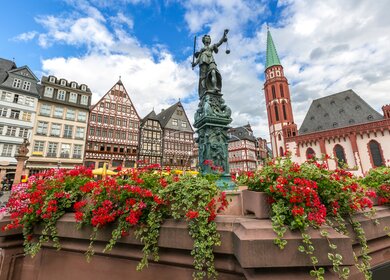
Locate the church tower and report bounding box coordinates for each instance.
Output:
[264,29,297,158]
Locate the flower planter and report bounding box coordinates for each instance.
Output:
[241,189,270,218]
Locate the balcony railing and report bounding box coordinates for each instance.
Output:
[60,153,70,158]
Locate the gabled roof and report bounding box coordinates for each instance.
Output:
[9,65,39,81]
[141,110,160,125]
[228,125,257,142]
[265,30,281,69]
[299,89,383,135]
[156,101,194,132]
[0,58,17,83]
[156,102,181,128]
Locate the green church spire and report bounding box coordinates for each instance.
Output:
[266,29,281,69]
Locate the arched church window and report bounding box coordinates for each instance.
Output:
[306,148,315,159]
[279,146,284,157]
[334,144,347,167]
[274,104,280,121]
[278,134,281,141]
[280,84,284,97]
[272,85,276,99]
[368,140,384,167]
[282,102,287,120]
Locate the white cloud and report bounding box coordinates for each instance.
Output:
[33,0,390,143]
[12,31,38,42]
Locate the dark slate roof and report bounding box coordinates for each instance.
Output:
[156,101,181,128]
[228,125,257,142]
[0,58,17,83]
[141,110,159,124]
[299,89,383,134]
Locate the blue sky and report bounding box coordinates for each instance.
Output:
[1,0,390,139]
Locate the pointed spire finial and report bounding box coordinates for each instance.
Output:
[265,28,281,69]
[119,75,121,81]
[266,23,269,31]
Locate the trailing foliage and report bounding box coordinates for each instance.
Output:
[237,155,381,280]
[2,164,228,280]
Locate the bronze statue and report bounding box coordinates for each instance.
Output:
[192,29,229,96]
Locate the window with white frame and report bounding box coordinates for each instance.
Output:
[71,82,76,89]
[53,107,64,118]
[47,142,58,156]
[60,79,66,86]
[0,107,7,117]
[80,95,88,105]
[0,124,4,135]
[181,121,187,128]
[63,125,73,138]
[73,145,82,158]
[40,104,51,116]
[75,127,85,139]
[12,78,21,88]
[81,85,86,91]
[6,126,17,136]
[172,119,178,126]
[60,144,71,157]
[77,111,87,122]
[57,90,66,101]
[50,123,61,137]
[37,121,48,135]
[25,97,34,106]
[66,109,75,120]
[49,76,56,83]
[22,112,31,121]
[44,87,54,97]
[1,144,13,157]
[18,128,29,138]
[22,81,31,91]
[33,141,44,152]
[69,92,78,103]
[1,91,12,101]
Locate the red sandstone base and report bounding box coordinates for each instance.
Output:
[1,196,390,279]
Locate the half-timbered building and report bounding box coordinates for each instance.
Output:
[84,80,140,169]
[156,102,194,170]
[228,124,257,173]
[138,110,163,166]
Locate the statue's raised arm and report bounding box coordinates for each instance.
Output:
[214,29,229,49]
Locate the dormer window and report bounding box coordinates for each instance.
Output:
[60,79,66,86]
[367,115,373,120]
[49,76,56,83]
[330,100,335,105]
[81,85,87,91]
[71,82,77,88]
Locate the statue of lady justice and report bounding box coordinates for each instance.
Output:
[192,29,229,96]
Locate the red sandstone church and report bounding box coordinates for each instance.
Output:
[264,30,390,176]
